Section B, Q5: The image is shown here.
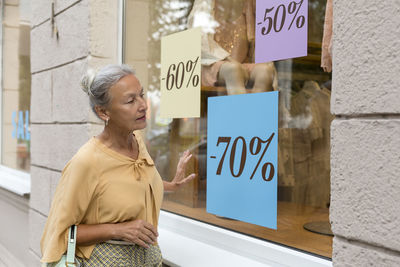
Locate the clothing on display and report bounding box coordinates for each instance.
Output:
[186,0,230,66]
[188,0,277,94]
[278,81,333,208]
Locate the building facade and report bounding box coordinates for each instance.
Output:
[0,0,399,266]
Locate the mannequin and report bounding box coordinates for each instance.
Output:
[188,0,278,95]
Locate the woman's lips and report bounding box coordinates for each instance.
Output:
[137,115,146,121]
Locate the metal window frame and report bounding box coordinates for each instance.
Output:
[0,0,4,163]
[118,0,125,65]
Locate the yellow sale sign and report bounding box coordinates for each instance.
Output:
[160,28,201,118]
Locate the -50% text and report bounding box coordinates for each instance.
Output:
[258,0,306,35]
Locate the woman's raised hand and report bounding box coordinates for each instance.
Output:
[115,219,158,248]
[172,150,196,187]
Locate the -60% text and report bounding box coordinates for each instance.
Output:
[162,56,200,90]
[258,0,306,35]
[210,133,275,182]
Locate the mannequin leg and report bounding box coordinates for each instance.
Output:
[217,61,247,95]
[249,62,278,93]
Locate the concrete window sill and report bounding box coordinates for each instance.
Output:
[0,165,30,196]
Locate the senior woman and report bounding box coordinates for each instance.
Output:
[40,64,195,266]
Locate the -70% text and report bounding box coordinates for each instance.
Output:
[210,133,275,182]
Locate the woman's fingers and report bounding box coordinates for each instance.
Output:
[143,221,158,237]
[177,151,192,170]
[138,232,154,247]
[181,150,191,161]
[119,220,158,248]
[139,221,157,243]
[183,153,193,164]
[142,227,157,243]
[176,173,196,185]
[135,237,150,249]
[172,150,197,187]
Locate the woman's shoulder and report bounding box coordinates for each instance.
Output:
[63,138,100,172]
[58,138,101,188]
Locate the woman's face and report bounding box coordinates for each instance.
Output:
[106,74,148,132]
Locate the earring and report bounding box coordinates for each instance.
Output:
[105,118,109,126]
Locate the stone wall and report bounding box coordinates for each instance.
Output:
[28,0,118,265]
[330,0,400,266]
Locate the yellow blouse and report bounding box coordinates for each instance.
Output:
[40,132,164,263]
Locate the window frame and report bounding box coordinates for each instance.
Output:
[0,0,31,197]
[0,0,4,163]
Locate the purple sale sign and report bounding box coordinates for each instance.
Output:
[255,0,308,63]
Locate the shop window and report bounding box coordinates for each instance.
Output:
[1,1,31,172]
[124,0,332,258]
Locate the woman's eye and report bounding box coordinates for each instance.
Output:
[127,99,135,104]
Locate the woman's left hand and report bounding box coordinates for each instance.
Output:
[165,150,196,192]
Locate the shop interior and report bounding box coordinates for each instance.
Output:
[125,0,333,258]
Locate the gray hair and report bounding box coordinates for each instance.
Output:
[80,64,135,118]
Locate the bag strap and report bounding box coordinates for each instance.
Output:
[66,225,77,266]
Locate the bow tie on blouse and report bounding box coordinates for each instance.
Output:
[130,155,154,181]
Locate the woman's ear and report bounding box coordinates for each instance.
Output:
[94,106,109,122]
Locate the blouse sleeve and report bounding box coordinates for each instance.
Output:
[40,152,99,263]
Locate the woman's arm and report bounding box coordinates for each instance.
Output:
[76,223,116,246]
[163,180,178,192]
[76,219,158,248]
[163,150,196,192]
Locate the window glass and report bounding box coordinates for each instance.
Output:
[124,0,332,258]
[1,1,31,172]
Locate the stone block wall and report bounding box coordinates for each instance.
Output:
[28,0,118,265]
[330,0,400,266]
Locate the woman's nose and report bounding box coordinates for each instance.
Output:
[139,96,148,111]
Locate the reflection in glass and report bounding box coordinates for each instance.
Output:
[124,0,333,258]
[1,1,31,172]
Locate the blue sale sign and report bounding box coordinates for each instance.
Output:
[207,92,278,229]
